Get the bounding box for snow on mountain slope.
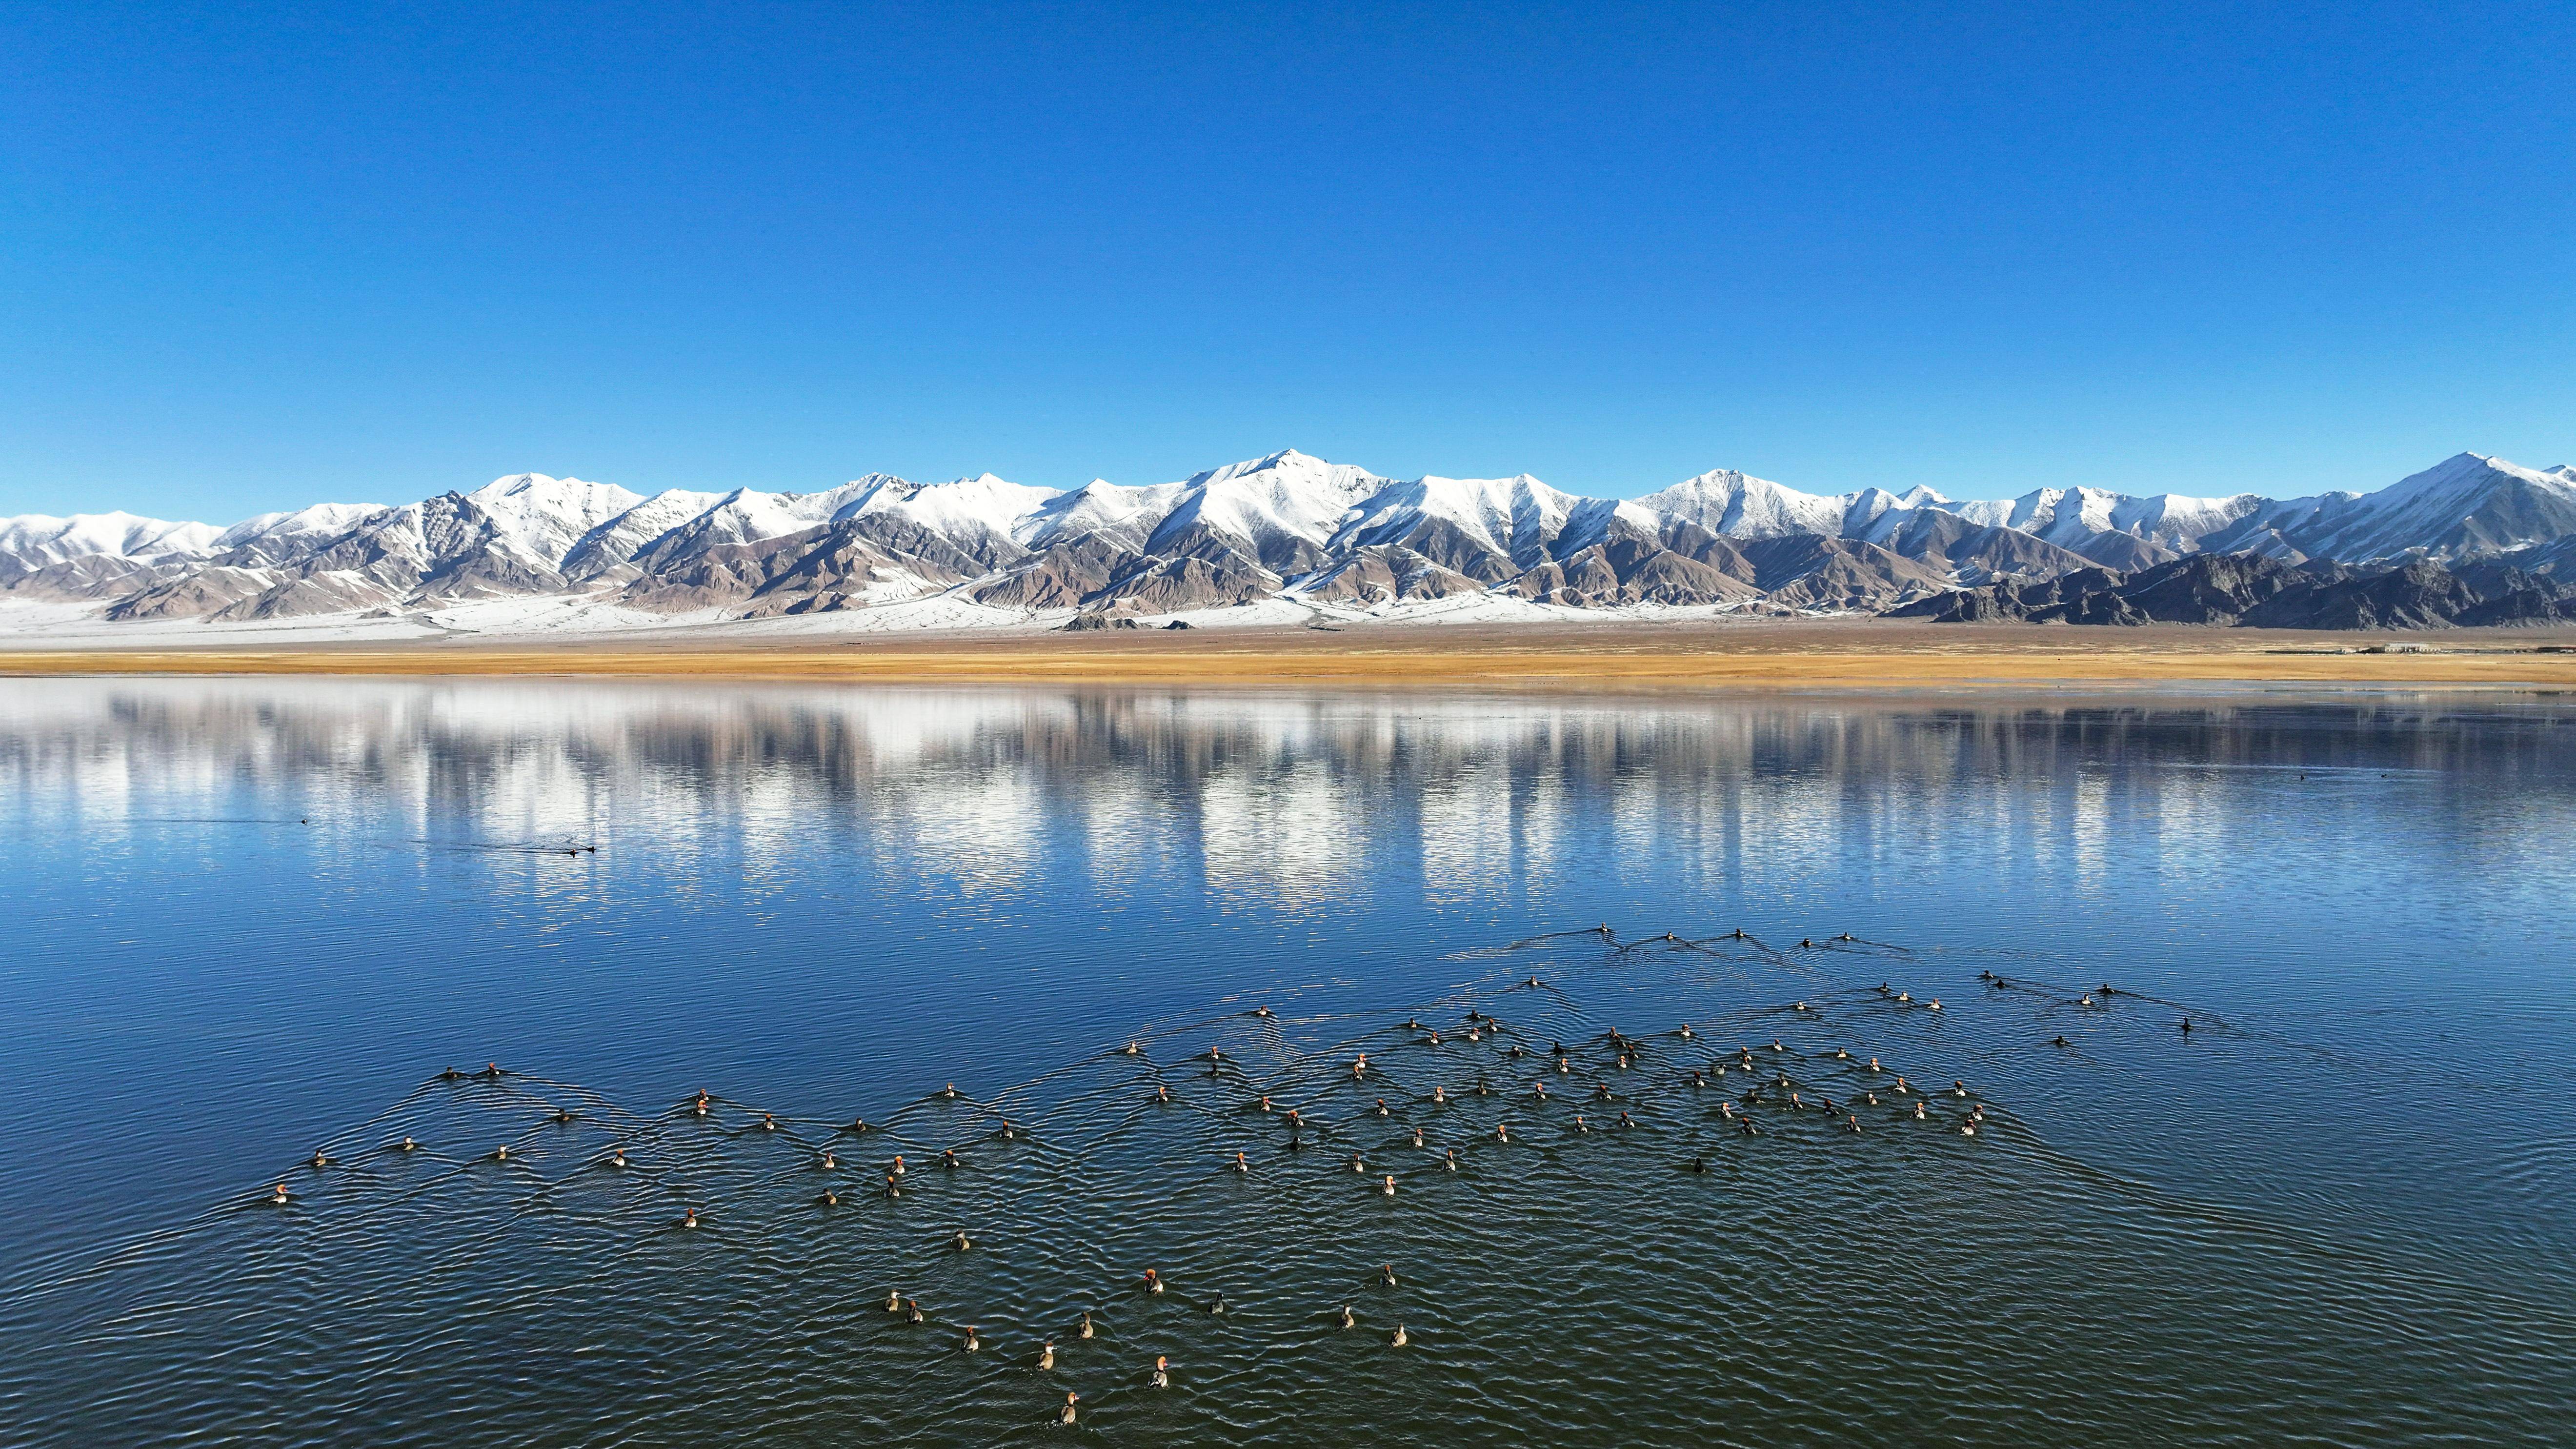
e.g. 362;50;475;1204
843;472;1060;556
0;511;220;566
1324;474;1582;571
466;474;646;568
2196;453;2576;564
1143;449;1390;566
1634;468;1847;540
1949;487;2258;553
1018;480;1190;551
562;488;730;580
11;448;2575;633
212;503;388;565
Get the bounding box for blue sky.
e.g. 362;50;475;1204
3;1;2572;523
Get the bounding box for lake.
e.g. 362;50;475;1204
2;678;2573;1445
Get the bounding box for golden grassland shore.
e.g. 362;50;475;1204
4;619;2576;690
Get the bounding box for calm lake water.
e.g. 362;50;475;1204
2;678;2574;1446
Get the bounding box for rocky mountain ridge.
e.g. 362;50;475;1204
5;449;2573;630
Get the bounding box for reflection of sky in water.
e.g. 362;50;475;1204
4;680;2576;1443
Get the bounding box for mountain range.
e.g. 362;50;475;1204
4;449;2574;633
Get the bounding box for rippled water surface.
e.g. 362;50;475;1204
3;679;2575;1446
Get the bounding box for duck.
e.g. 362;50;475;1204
1079;1311;1095;1339
1155;1084;1171;1104
1232;1151;1251;1173
942;1084;959;1100
1254;1006;1272;1018
1380;1264;1399;1287
905;1298;925;1324
1149;1355;1170;1388
1390;1324;1409;1347
892;1154;908;1176
1143;1268;1163;1294
1338;1305;1357;1328
943;1148;961;1170
962;1326;980;1352
1350;1151;1367;1173
1844;1115;1862;1133
1443;1147;1458;1170
2051;1035;2071;1047
1374;1098;1390;1117
820;1150;837;1170
1411;1126;1427;1148
1124;1041;1141;1055
1208;1291;1227;1315
1495;1123;1511;1143
1952;1081;1968;1097
761;1113;777;1132
1058;1391;1079;1425
1913;1102;1928;1120
884;1175;902;1199
1689;1154;1709;1172
818;1189;838;1207
308;1149;329;1169
1532;1083;1550;1101
952;1230;972;1251
1928;999;1943;1012
1432;1085;1448;1103
1961;1121;1977;1137
493;1145;509;1161
681;1208;698;1229
1352;1053;1368;1078
608;1146;627;1168
849;1117;869;1134
886;1289;903;1312
269;1183;289;1206
440;1067;463;1082
399;1136;417;1152
1381;1174;1397;1196
1038;1341;1056;1370
553;1107;575;1124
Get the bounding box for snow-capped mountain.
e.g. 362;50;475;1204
5;448;2572;634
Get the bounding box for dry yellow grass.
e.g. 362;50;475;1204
5;620;2574;690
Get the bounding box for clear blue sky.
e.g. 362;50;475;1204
3;1;2572;523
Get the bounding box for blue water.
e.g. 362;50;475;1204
1;679;2572;1444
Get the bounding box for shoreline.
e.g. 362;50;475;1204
5;620;2575;690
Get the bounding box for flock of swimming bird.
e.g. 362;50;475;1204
252;925;2197;1427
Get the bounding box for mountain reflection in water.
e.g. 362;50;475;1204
1;680;2572;1446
